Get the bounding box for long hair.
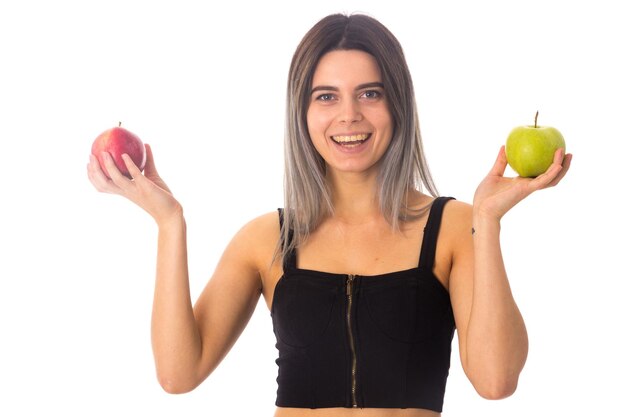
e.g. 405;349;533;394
280;13;438;261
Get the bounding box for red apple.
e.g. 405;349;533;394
91;123;146;179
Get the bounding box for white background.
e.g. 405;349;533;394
1;0;624;415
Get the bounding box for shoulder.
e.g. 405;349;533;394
227;210;281;269
438;198;474;270
243;210;280;235
437;198;473;260
232;210;280;248
441;198;473;233
430;198;472;285
416;195;472;230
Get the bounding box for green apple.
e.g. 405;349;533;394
505;112;566;177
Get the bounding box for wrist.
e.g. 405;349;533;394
156;206;185;231
472;211;501;236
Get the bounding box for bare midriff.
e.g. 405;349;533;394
274;408;441;417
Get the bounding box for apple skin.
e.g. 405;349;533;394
91;126;146;179
505;125;566;178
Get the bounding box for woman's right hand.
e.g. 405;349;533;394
87;144;183;226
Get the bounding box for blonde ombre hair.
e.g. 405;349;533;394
280;13;438;261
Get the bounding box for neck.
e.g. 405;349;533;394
326;169;381;223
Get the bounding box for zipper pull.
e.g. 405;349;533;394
346;274;355;296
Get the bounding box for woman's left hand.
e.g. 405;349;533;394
472;146;573;221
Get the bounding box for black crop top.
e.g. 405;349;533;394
271;197;457;412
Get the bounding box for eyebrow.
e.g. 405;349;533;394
310;82;384;95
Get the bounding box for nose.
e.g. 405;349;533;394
338;98;363;124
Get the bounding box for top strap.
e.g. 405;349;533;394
418;197;455;270
277;208;297;270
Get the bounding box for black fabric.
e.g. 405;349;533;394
272;197;456;412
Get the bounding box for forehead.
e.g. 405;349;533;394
311;50;382;86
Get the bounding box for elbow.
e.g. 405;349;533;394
473;376;519;400
157;372;199;395
153;350;211;394
465;353;527;400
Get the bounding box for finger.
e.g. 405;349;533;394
143;143;159;177
101;151;132;188
88;154;119;193
488;145;508;177
121;153;143;180
547;152;573;187
88;153;107;178
561;152;572;174
555;147;565;164
527;149;566;191
540;148;568;186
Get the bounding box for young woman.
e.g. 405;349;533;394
87;13;572;417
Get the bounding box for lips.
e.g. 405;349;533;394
330;133;371;147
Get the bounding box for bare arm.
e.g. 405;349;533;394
450;147;572;399
449;208;529;399
150;214;200;393
87;146;264;393
151;214;263;393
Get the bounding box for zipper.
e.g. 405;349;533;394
346;274;358;408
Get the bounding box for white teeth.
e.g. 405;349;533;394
332;134;370;143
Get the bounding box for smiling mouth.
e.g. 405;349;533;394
331;133;371;147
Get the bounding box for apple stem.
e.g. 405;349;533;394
534;111;539;128
118;121;122;127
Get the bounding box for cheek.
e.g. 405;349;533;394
380;110;395;136
369;111;394;138
305;111;326;153
306;109;331;139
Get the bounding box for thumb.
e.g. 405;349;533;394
488;145;508;177
143;143;160;177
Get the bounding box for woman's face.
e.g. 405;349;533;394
306;49;393;176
